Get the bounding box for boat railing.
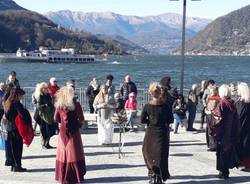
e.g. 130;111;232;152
22;87;201;112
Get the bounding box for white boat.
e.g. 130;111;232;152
0;47;99;63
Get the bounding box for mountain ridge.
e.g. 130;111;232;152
0;0;25;11
45;10;212;54
0;0;141;54
183;4;250;55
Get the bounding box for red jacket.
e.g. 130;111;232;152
125;99;137;110
48;85;60;101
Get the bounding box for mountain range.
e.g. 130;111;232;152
0;0;142;54
184;5;250;55
45;11;212;54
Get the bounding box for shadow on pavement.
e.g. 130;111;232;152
87;164;145;171
170;175;250;184
85;151;134;156
84;141;143;148
113;141;143;147
81;127;98;134
27;168;55;173
84;176;148;183
23;154;56;159
171;140;201;143
170;143;206;147
170;153;193;157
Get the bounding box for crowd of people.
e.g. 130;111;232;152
0;70;250;184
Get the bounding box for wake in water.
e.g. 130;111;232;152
107;60;121;64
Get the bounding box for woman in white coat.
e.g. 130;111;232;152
94;85;116;145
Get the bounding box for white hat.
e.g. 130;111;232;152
49;77;57;84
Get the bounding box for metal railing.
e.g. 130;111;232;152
22;87;151;112
22;87;203;113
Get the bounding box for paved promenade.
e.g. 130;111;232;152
0;122;250;184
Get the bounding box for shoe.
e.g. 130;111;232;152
124;127;130;132
218;171;229;179
174;130;178;134
45;144;55;149
129;128;135;132
5;161;12;166
186;128;197;131
12;166;27;172
207;148;216;152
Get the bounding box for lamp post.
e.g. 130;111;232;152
170;0;201;94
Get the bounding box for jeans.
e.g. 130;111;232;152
126;111;137;128
187;106;196;129
174;113;182;130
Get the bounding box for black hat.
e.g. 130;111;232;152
106;74;114;81
10;71;17;76
160;76;171;90
15;88;25;96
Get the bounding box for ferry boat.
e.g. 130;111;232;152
0;47;99;63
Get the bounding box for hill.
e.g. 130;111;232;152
0;0;129;54
184;5;250;55
0;0;25;11
45;11;211;54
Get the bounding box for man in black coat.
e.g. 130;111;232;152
120;75;137;102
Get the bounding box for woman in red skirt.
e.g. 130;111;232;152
54;86;86;184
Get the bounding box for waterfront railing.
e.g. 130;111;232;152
22;87;151;112
22;87;200;112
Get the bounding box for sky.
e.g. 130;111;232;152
14;0;250;19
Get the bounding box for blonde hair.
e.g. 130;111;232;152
238;82;250;103
34;82;48;100
148;82;162;98
54;86;75;110
95;85;108;104
210;86;219;96
219;84;231;98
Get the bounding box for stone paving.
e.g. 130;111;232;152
0;122;250;184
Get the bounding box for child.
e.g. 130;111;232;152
125;92;137;132
173;94;187;133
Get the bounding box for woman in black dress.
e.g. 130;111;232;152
141;83;173;184
235;82;250;169
34;82;56;149
3;87;27;172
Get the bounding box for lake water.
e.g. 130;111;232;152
0;55;249;90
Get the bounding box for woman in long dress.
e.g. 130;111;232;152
235;82;250;169
141;83;174;184
3;87;27;172
54;86;86;184
34;82;56;149
205;87;220;151
93;85;116;145
213;84;240;179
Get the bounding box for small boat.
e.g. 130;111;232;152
0;47;99;64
